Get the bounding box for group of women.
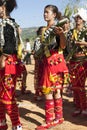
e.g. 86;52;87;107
34;4;87;130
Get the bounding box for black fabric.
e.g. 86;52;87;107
47;35;60;51
55;35;60;49
3;22;17;54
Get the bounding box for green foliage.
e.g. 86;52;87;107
64;4;72;18
21;27;39;48
21;27;38;41
64;0;86;18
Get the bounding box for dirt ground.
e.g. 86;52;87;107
7;56;87;130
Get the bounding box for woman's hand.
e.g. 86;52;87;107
75;41;87;46
53;26;64;36
53;26;66;49
0;54;7;69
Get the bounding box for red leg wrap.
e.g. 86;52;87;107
0;103;6;120
45;99;54;124
73;91;80;108
79;90;87;110
0;103;8;129
36;99;63;130
6;103;21;127
0;125;8;130
73;90;87;110
54;98;63;120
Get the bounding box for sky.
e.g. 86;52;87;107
11;0;87;28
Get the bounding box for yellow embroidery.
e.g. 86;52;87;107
49;73;58;83
72;29;78;41
42;86;52;94
58;47;63;54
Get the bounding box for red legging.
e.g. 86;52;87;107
45;99;54;123
54;98;63;120
0;102;21;127
70;60;87;110
0;72;21;128
45;98;63;123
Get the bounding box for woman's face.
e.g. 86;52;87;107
63;21;70;31
75;15;84;25
44;7;56;22
0;5;4;18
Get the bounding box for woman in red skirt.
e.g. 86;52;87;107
67;8;87;117
0;0;22;129
36;5;69;130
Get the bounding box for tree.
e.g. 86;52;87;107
63;0;87;19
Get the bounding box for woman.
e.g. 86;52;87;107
36;5;69;130
67;8;87;116
0;0;22;130
33;26;45;101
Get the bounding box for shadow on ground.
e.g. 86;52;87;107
15;89;87;128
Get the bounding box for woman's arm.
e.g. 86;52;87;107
75;41;87;46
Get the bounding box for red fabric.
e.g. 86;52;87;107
0;55;22;127
0;103;6;120
0;103;7;129
45;100;54;123
5;55;25;76
54;98;63;120
0;125;8;130
47;50;68;73
5;55;16;74
70;60;87;110
6;103;21;126
40;51;68;89
0;74;16;101
0;102;21;128
0;73;21;127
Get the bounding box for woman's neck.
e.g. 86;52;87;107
47;20;55;28
3;11;10;19
3;15;10;19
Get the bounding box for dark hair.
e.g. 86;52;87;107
44;5;62;20
26;38;30;42
37;26;45;36
0;0;17;13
